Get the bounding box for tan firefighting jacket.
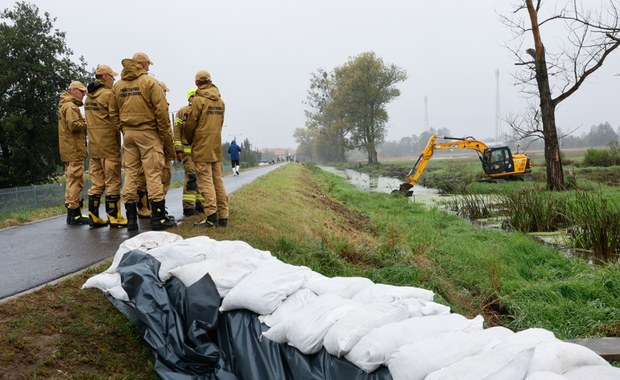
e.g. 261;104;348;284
109;59;169;140
57;91;87;162
85;80;121;159
185;84;225;163
174;104;192;154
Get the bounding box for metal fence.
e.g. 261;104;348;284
0;170;185;217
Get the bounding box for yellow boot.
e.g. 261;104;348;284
105;195;128;228
88;195;108;228
137;190;151;219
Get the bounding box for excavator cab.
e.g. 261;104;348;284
481;147;514;175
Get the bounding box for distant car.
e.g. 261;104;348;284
258;160;269;166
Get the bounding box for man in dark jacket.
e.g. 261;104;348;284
228;139;241;175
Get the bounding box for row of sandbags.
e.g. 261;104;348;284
83;232;620;379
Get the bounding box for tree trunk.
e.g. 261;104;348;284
366;144;378;164
526;0;565;190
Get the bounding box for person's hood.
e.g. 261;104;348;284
120;58;147;81
86;80;107;97
58;91;83;107
196;84;221;101
230;140;237;146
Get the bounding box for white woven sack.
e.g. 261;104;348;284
564;364;620;380
323;301;409;357
304;276;374;299
345;314;484;373
285;294;359;354
526;340;610;374
106;231;183;273
259;288;318;327
399;298;450;317
169;255;264;298
220;261;310;315
352;283;434;303
525;372;568;380
387;326;515;380
425;343;535;380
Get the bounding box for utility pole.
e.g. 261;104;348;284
495;69;501;142
424;96;429;131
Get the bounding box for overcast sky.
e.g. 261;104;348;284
5;0;620;150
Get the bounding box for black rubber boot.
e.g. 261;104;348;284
105;195;127;228
217;218;228;227
125;202;139;232
150;200;177;230
67;207;89;225
194;213;218;228
183;208;201;217
88;195;108;228
195;201;205;214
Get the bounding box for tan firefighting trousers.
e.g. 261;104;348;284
88;157;122;196
121;129;165;203
195;161;228;218
64;160;84;209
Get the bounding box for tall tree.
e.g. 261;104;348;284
303;69;347;163
503;0;620;190
332;52;407;164
0;2;88;187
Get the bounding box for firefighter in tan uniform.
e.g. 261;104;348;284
174;88;204;216
157;80;175;197
58;81;89;225
185;70;228;227
84;64;127;228
109;52;176;231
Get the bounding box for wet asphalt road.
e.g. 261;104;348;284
0;163;287;300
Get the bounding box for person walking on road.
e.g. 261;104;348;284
174;88;204;216
228;139;241;175
58;80;89;225
109;52;176;231
185;70;228;227
84;64;127;228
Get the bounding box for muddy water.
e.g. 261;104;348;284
319;166;444;207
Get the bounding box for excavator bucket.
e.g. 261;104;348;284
391;182;414;197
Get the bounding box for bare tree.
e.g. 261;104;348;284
503;0;620;190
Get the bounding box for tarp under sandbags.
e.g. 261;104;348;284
83;232;620;380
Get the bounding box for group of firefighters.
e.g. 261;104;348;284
57;52;229;232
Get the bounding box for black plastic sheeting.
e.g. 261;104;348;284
107;250;393;380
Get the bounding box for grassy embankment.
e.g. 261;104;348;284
0;162;619;377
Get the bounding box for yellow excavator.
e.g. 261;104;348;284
397;135;531;196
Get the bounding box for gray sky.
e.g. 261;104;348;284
6;0;620;150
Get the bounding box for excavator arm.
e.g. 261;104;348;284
396;135;490;196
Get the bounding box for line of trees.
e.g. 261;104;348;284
376;122;620;160
296;52;407;164
0;2;89;188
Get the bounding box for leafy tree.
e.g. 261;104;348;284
586;122;618;147
303;69;347;163
503;0;620;190
0;2;88;187
331;52;407;164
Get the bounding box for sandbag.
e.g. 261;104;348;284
323;301;409;357
262;293;359;354
387;326;515;380
220;261;311;315
258;288;317;327
304;275;374;299
399;297;451;317
526;340;610;374
563;365;620;380
525;372;568;380
345;314;484;372
352;283;434;303
425;343;535;380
